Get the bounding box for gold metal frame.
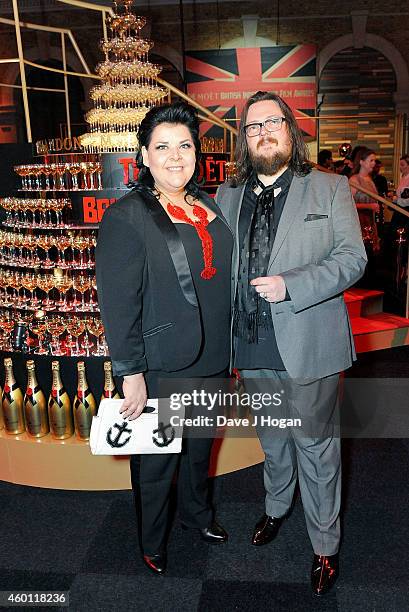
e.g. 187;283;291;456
0;0;237;146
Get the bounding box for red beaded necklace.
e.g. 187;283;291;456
157;189;217;280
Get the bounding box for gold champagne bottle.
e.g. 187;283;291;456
2;358;25;434
24;360;49;438
101;361;121;402
48;361;74;440
73;361;97;440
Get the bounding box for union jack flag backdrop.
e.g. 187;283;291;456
186;45;317;139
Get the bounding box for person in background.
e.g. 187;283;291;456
396;154;409;208
96;102;231;576
334;159;346;174
349;147;377;203
317;149;333;170
349;147;380;251
216;90;366;596
372;159;388;198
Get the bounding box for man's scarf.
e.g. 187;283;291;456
233;178;276;343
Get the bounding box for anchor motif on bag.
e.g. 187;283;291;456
152;422;175;447
106;421;132;448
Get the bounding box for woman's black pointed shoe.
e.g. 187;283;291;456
182;520;228;543
143;553;167;575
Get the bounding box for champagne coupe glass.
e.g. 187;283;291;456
9;270;22;307
8;231;18;264
19;199;30;228
21;233;31;266
73;233;89;269
87;233;97;267
66;316;85;356
88;162;98;189
31;165;43;191
89;275;99;310
55;232;71;268
2;231;12;264
87;316;105;356
18;232;27;266
81;316;93;356
0;311;15;351
95;160;103;189
0;270;6;305
69;163;82;190
37;199;48;227
42;164;53;190
30;315;48;355
25;233;39;267
80;162;92;190
1;270;13;307
55;274;73;311
11;198;20;226
27;165;35;190
46;315;66;356
38;273;56;310
0;197;12;225
50;163;59;190
37;234;53;268
73;274;91;311
14;165;26;190
52;199;65;227
0;230;5;264
21;272;37;308
26;199;37;226
64;316;75;355
56;164;67;190
29;233;41;266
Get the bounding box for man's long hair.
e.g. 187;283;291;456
235;91;311;184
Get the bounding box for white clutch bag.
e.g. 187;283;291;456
90;399;183;455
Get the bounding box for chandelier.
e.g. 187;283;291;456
79;0;168;153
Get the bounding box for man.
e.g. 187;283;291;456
317;148;333;170
216;91;367;595
372;158;388;198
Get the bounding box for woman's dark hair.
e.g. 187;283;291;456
352;147;375;175
132;102;202;199
400;154;409;165
235;91;311;183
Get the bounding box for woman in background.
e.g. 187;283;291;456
349;147;380;252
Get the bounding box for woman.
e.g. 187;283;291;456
96;102;232;575
349;147;380;251
349;147;377;203
396;154;409;208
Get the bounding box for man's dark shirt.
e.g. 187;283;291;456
234;168;293;370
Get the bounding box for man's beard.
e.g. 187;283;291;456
249;137;292;176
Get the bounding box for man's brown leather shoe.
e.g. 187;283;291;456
311;553;339;595
251;513;283;546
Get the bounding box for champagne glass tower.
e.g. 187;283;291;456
79;0;168;153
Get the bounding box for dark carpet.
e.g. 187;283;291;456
1;347;409;612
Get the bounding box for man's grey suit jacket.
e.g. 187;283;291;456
216;170;367;381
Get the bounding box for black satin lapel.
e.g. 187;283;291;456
143;193;198;308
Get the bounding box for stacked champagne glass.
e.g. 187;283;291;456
79;0;168;152
0;170;106;356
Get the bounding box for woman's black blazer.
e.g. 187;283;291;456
95;186;231;377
